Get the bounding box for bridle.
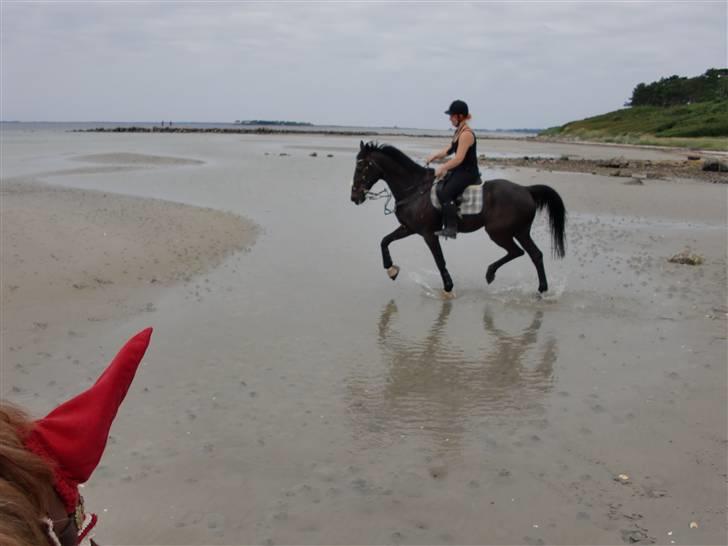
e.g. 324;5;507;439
354;158;382;192
354;157;394;213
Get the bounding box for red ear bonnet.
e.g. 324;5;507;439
23;328;153;512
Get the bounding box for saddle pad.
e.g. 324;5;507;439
431;182;484;216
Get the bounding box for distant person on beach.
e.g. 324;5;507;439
425;100;480;239
0;328;152;546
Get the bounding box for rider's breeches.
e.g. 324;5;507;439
437;170;477;203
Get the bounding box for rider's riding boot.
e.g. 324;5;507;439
436;201;458;239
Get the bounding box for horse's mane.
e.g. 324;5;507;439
0;402;56;546
363;142;426;174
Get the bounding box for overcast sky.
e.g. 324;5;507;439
1;1;725;129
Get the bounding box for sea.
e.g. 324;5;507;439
0;121;538;139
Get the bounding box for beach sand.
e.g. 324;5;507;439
2;164;257;405
1;131;725;545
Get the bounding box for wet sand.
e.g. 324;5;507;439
1;130;726;545
1;175;257;371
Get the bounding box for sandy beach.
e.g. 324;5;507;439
1;128;726;545
2;173;257;365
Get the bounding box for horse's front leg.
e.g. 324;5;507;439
423;232;454;294
381;224;413;281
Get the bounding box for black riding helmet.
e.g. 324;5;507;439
444;99;469;116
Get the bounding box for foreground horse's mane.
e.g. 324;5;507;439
0;402;57;546
364;142;426;173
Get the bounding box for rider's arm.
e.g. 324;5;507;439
426;144;451;164
435;131;474;176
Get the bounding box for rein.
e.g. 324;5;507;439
392;183;430;210
365;187;396;215
367;178;430;216
391;166;435;212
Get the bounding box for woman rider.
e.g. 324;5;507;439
426;99;480;239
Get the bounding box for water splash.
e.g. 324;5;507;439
408;270;452;300
485;271;568;305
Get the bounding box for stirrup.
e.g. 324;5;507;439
435;226;457;239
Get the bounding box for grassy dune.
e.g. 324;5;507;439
541;101;728;151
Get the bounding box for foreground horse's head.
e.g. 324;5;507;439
2;328;153;545
351;140;384;205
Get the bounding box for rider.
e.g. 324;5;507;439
426;99;480;239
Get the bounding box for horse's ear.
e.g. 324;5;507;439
360;140;364;151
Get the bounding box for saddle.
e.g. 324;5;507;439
431;177;484;216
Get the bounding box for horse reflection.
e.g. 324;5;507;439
479;308;557;399
347;300;557;452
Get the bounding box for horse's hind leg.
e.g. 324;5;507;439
515;230;548;293
485;229;525;285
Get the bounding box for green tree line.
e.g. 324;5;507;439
627;68;728;107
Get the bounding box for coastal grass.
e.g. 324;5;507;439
541;101;728;151
542;132;728;151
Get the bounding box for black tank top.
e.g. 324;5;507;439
447;127;479;176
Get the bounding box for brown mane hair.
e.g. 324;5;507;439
0;402;55;546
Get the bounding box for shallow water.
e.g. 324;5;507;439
2;131;726;545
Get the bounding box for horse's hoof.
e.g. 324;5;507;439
538;284;548;293
387;265;400;280
442;290;456;300
485;271;495;284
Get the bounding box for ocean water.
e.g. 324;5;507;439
0;120;537;139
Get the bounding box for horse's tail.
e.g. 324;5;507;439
528;184;566;259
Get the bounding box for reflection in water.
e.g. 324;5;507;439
347;300;557;452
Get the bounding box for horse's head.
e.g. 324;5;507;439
15;328;153;546
351;140;384;205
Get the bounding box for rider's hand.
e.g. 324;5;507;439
435;166;447;178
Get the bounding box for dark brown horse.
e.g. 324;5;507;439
350;141;566;295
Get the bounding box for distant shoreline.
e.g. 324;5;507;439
69;125;537;139
2;121;540;132
19;121;722;153
234;120;314;126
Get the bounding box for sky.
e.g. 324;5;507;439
1;1;726;129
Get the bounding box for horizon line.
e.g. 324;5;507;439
0;120;545;131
